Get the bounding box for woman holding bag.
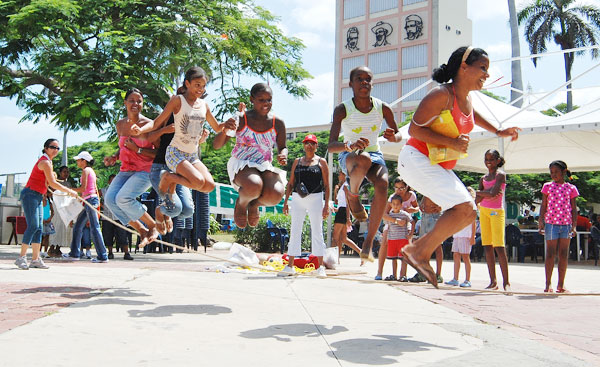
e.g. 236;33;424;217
280;134;330;277
397;46;521;287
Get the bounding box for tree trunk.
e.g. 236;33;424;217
508;0;523;107
564;52;573;112
61;128;68;166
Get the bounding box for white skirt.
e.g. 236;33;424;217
227;157;287;190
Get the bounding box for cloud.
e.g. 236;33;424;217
486;43;512;60
293;31;334;49
468;0;531;22
289;0;335;32
302;71;334;104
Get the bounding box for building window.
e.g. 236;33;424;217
402;44;427;70
401;77;428;102
342;56;365;79
372;81;398;103
286;133;295;140
403;0;427;6
368;49;398;75
341;87;353;101
370;0;397;14
344;0;366;20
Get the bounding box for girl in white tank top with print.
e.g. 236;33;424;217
135;67;237;204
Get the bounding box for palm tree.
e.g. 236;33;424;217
508;0;524;107
518;0;600;112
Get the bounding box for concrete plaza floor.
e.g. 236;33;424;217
0;244;599;366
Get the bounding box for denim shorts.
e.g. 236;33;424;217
166;145;200;172
545;223;571;241
338;150;385;175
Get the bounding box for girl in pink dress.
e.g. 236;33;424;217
539;160;579;293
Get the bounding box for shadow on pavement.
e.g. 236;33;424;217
128;304;232;317
239;323;348;342
326;334;457;365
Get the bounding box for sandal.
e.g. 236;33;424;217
556;287;569;293
544;287;554;293
384;275;397;281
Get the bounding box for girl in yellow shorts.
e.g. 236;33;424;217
476;149;510;292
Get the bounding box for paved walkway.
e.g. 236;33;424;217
0;244;599;366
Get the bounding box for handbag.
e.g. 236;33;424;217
295;181;310;198
426;109;468;165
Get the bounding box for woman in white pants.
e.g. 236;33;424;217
281;134;330;276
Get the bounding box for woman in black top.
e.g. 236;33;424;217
280;134;330;276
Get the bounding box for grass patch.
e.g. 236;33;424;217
210;232;236;243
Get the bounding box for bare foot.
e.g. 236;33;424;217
485;282;498;290
146;227;159;244
165;216;173;233
234;198;248;228
138;227;150;248
247;200;260;227
155;207;166;235
347;193;367;222
401;245;438;288
503;284;513;295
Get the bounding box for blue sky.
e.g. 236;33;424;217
2;0;599;180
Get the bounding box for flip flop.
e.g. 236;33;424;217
556;287;569;293
346;189;368;222
401;248;438;288
359;252;375;263
544;288;554;293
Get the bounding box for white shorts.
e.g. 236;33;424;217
452;237;472;254
227;157;287;191
397;145;474;212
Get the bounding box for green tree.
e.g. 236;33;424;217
0;0;311;132
540;102;578;116
518;0;600;112
53;140;120;189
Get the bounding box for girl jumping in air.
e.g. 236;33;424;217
136;67;236;204
539;160;578;293
213;83;288;228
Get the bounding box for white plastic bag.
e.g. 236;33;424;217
227;243;259;266
323;247;339;270
52;191;83;224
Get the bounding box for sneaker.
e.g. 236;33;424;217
460;280;472;288
409;273;426;283
374;275;383;281
91;257;108;263
123;253;134;261
277;265;295;277
85;250;92;259
398;276;408;282
29;258;49;269
14;256;29;270
436;274;444;283
316;266;327;277
55;247;63;257
445;279;459;286
40;251;49;258
108;253;114;260
61;253;80;261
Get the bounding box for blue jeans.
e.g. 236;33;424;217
105;170;151;225
150;163;194;219
69;196;108;260
20;187;43;245
338;150;385;176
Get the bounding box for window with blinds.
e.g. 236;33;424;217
402;44;427;70
342;56;366;79
372;81;398;103
368;50;398;75
341;87;353;101
403;0;426;6
344;0;366;19
370;0;397;14
401;77;428;102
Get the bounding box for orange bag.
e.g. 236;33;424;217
426;110;468;164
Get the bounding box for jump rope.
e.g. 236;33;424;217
50;192;600;297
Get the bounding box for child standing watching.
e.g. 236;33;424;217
539;160;578;293
213;83;288;228
383;195;412;281
332;171;362;263
446;187;476;287
476;149;510;291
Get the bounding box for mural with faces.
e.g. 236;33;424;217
342;24;365;55
368;18;398;49
401;11;428;43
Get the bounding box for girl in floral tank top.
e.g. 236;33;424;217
539;160;579;293
213;83;288;229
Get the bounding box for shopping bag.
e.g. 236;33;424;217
426;110;468;164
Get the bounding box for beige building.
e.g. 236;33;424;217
334;0;472;121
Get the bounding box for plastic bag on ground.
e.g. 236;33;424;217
323;247;339;270
228;243;259;266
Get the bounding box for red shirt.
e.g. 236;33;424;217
25;154;49;194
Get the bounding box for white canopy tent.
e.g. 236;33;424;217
379;91;600;173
